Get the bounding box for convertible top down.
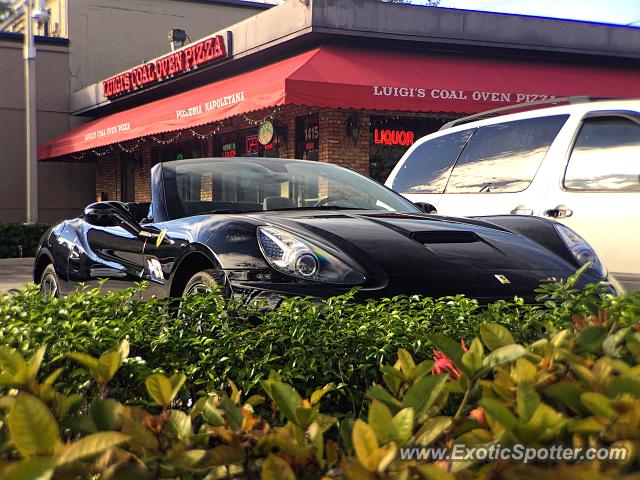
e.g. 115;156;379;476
34;158;613;303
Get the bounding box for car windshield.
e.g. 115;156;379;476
160;158;420;219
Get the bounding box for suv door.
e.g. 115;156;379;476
541;113;640;290
386;128;475;209
436;115;569;216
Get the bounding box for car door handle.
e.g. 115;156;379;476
544;205;573;219
510;205;533;215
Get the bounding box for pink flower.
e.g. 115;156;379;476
431;340;467;380
468;407;486;424
432;350;462;379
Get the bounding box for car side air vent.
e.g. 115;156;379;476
411;231;479;244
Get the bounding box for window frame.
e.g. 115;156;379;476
562;110;640;193
443;114;569;195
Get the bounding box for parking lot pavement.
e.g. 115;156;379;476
0;258;34;294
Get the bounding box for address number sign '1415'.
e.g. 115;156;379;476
103;34;229;99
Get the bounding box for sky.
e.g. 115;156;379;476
434;0;640;26
260;0;640;27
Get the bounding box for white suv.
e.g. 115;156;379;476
386;99;640;291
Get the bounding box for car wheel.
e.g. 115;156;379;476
39;264;60;298
182;269;221;297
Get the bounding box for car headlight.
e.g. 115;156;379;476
257;226;365;285
554;224;606;278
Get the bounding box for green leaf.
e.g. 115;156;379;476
294;406;319;429
576;327;608;353
57;432;129;465
390;408;414;445
603;327;630;358
0;346;27;376
512;358;537;384
522;403;565;442
516;383;540;423
461;338;484;374
26;345;47;383
163;410;192;440
415;417;452;446
219;395;243;431
310;383;333;406
67;352;100;380
366;384;403;413
201;399;226;427
368;401;392;444
97;351;122;384
397;348;416;375
145;374;174;408
200;445;244;467
262;453;295;480
352;419;379;467
8;393;61;457
262;380;303;426
403;375;448;420
581;392;615;418
543;383;587;416
480;398;519;436
482;345;527;370
0;458;55;480
91;398;123;431
480;323;515;351
169;373;186;402
606;377;640;397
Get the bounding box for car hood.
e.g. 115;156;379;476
257;211;577;287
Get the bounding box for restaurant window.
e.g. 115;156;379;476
369;116;445;182
295;114;319;161
445;115;568;193
213;128;278;158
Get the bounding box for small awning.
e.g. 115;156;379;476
39;46;640;160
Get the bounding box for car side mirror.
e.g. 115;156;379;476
414;202;438;214
84;201;143;236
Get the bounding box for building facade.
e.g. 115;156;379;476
38;0;640;206
0;0;271;223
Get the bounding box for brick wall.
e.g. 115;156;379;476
96;155;119;201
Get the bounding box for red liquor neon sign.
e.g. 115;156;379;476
374;129;415;147
103;34;229;99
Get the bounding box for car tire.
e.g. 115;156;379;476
182;269;222;297
39;264;60;298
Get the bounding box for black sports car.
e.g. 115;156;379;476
34;157;613;303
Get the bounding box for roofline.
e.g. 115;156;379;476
0;31;69;46
168;0;273;10
71;0;640;116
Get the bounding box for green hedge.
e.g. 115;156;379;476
0;295;639;478
1;275;638;418
0;222;49;258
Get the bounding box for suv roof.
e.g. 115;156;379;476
440;97;640;131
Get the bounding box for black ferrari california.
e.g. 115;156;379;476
34;157;613;303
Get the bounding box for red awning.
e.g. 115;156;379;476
39;46;640;160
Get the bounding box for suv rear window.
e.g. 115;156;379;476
445;115;569;193
564;116;640;191
391;129;474;194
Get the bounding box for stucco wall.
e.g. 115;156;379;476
67;0;267;92
0;37;96;224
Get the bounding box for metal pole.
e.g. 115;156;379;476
24;0;38;224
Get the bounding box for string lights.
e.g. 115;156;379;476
242;106;283;126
